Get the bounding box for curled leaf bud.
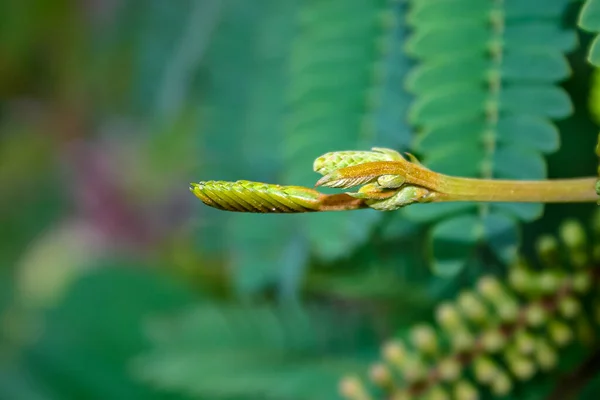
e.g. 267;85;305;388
457;292;487;323
558;296;580;319
437;357;461;382
453;380;478;400
548;320;572;346
365;186;432;211
190;180;321;213
411;324;438;355
313;148;400;176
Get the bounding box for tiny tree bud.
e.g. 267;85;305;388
559;219;588;267
411;324;438;355
424;385;449;400
477;276;503;300
481;329;506;353
438;357;461;382
548;320;572;346
507;353;536;381
572;272;591;293
508;266;533;294
535;235;560;266
451;328;476;352
453;380;479;400
402;356;428;383
534;338;557;370
525;303;547;327
537;270;561;295
490;371;513;396
457;292;487;323
558;296;580;319
339;376;370;400
559;219;587;250
473;356;498;384
514;329;536;355
369;363;392;388
436;302;462;331
576;315;595;346
497;298;519;322
390;390;409;400
382;340;406;367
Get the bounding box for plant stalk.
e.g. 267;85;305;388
437;176;598;203
319;160;599;204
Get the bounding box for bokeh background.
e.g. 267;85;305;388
1;1;599;399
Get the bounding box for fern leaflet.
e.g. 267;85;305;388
403;0;576;274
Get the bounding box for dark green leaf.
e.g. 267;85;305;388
426;145;485;177
403;203;477;223
491;202;544;222
579;0;600;31
588;36;600;66
407;1;491;29
505;0;570;19
410;88;487;128
496;115;560;153
429;214;480;276
493;145;547;180
503;50;570;82
501;85;573;118
134;303;376;400
482;211;520;264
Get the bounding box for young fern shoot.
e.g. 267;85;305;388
190;148;598;213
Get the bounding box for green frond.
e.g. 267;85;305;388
579;0;600;66
341;218;600;400
404;0;575;275
133;304;375;400
282;0;412;260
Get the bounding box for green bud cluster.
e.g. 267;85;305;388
340;218;599;400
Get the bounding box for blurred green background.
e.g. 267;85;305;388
0;1;599;399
